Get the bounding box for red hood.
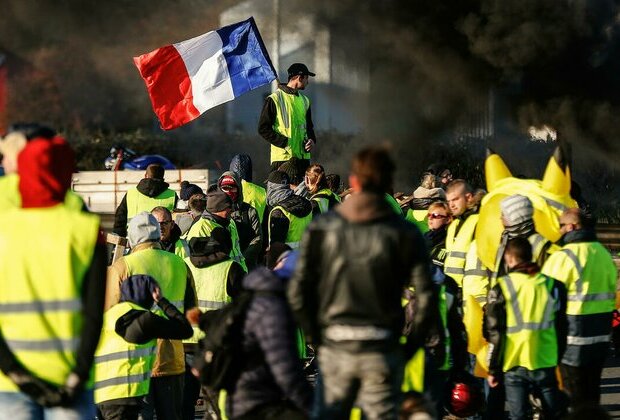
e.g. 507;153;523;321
18;136;75;208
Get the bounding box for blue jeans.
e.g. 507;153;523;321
0;389;95;420
504;366;561;420
314;345;404;420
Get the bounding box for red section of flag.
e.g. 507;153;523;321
133;45;200;130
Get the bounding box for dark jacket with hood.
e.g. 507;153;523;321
288;191;437;354
217;171;262;269
113;178;179;237
265;181;313;245
187;227;246;299
484;262;567;376
225;267;312;418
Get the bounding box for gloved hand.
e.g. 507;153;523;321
8;370;83;408
58;372;83;407
8;370;64;407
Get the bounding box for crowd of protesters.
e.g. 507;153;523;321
0;116;618;420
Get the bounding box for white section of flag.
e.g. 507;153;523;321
173;31;234;113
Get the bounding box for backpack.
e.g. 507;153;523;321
193;291;258;392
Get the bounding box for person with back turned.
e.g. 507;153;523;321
288;146;437;419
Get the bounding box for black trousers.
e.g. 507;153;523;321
235;401;307;420
140;373;184;420
98;401;142;420
560;363;605;408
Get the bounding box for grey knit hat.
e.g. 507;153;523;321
500;195;534;226
128;212;161;248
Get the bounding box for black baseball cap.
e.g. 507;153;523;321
287;63;316;78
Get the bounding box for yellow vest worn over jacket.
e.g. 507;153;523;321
268;89;310;163
241;179;267;223
444;214;479;286
186;217;247;272
126;187;176;221
0;204;99;391
311;188;340;215
497;272;558;371
183;259;235;343
93;302;157;404
268;206;312;249
542;241;616;363
463;240;492;314
123;248;187;377
0;173;85;212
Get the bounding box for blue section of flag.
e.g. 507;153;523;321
217;17;277;98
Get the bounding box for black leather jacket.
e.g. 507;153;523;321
288;192;437;353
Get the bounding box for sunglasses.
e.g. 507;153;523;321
428;213;449;220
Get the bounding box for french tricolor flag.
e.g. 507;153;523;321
134;17;276;130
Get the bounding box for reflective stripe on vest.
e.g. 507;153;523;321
268;206;313;249
269;90;310;162
541;242;616;316
498;272;558;371
444;214;478;286
186;218;247;272
463;241;491;313
0;205;99;391
126;187;176;221
93;302;156;403
242;180;267;223
184;259;234;343
311;189;339;214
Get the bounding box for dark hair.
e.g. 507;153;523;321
188;193;207;213
325;174;341;194
505;237;532;264
351;146;395;193
146;163;165;180
7;123;56;140
305;164;328;194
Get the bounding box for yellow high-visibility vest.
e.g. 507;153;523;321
126;187;175;221
186;218;247;272
444;214;479;286
497;272;558;371
268;206;312;249
93;302;157;403
0;204;99;391
183;259;234;343
241;179;267;223
268;89;310;163
542;242;616;317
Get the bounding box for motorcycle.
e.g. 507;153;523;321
104;145;176;171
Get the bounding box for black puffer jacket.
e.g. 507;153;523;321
229;267;312;418
288;192;437;354
113;178;179;237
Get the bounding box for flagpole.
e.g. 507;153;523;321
272;0;281;90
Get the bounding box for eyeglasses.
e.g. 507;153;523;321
428;213;449;220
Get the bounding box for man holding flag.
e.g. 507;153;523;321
258;63;318;172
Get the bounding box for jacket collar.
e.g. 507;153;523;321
337;192;394;223
130;241;162;254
